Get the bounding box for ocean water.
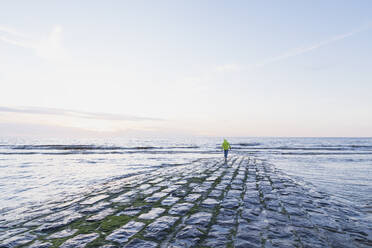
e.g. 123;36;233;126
0;137;371;225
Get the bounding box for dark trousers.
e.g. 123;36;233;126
224;149;228;159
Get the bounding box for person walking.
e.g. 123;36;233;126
222;139;231;161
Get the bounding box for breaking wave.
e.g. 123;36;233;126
5;144;200;150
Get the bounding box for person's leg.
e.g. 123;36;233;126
224;150;228;159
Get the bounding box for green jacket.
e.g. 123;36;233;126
222;139;231;150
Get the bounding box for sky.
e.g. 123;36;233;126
0;0;371;137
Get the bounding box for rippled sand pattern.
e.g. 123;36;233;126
1;156;371;247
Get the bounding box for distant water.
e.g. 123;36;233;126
1;137;371;224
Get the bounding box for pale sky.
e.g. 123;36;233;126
1;1;371;137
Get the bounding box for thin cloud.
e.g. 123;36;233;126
0;35;32;49
0;106;163;122
0;25;67;61
211;23;371;74
256;23;372;67
0;25;33;49
0;25;27;38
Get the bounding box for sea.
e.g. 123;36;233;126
0;137;371;227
